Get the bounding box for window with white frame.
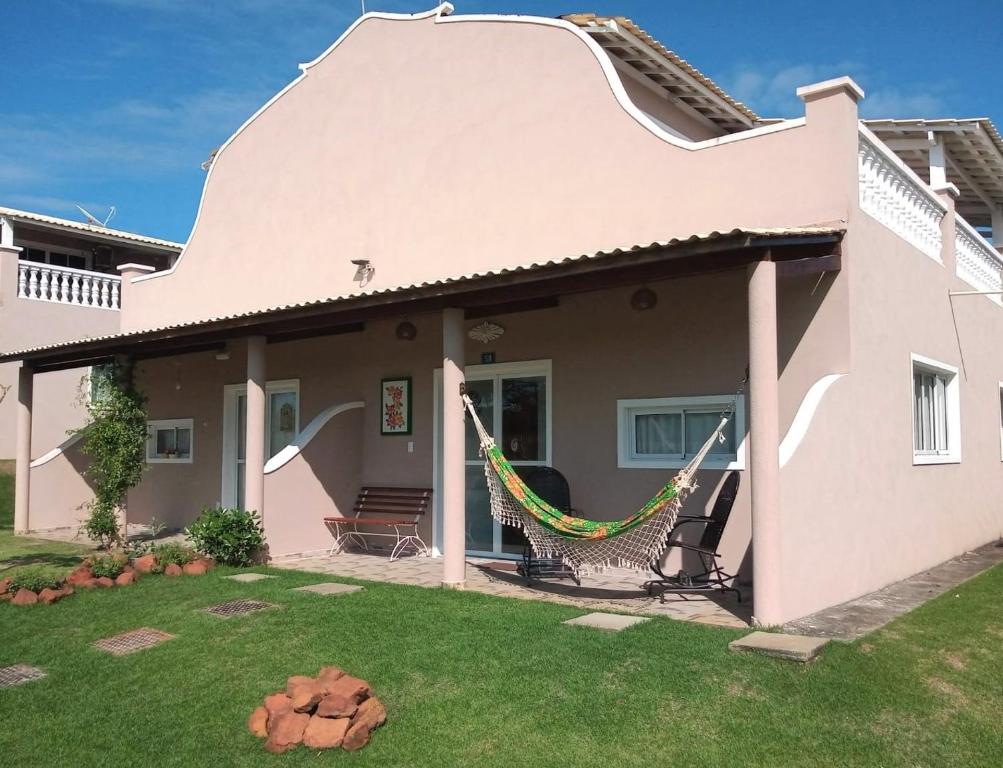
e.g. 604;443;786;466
20;243;89;271
911;354;960;464
147;419;194;463
617;395;745;469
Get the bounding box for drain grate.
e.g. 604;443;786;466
204;599;276;618
0;664;46;688
93;628;175;656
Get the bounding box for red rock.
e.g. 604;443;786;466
182;560;208;576
95;576;114;588
11;588;38;606
317;666;345;692
164;563;182;577
0;577;12;594
57;586;75;599
0;592;11;602
341;721;372;752
198;557;215;571
289;680;325;713
303;715;350;749
315;693;358;719
78;578;99;589
66;566;94;586
115;571;135;586
351;696;387;732
267;711;309;750
121;564;136;575
264;693;293;730
263;738;294;755
38;587;62;605
247;706;269;739
285;675;315;694
132;554;157;573
326;675;371;704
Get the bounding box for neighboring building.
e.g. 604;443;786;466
3;5;1003;626
0;207;181;467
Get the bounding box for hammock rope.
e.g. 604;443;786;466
461;380;743;577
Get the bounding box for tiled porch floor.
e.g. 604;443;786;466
272;551;752;628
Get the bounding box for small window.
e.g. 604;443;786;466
147;419;194;463
89;363;116;405
911;354;960;465
617;396;745;469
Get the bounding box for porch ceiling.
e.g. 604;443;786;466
1;226;843;373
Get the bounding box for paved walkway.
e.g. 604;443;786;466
272;551;752;629
784;540;1003;641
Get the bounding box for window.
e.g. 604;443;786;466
911;354;960;465
147;419;194;463
88;363;116;405
18;242;90;271
617;395;745;469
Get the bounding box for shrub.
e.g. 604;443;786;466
89;553;128;579
81;505;121;550
8;567;62;594
151;542;196;567
186;507;265;566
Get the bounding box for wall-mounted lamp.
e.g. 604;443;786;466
214;347;231;361
395;320;418;341
351;258;375;286
630;287;658;311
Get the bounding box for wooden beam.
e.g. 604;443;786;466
776;253;841;278
464;296;560;318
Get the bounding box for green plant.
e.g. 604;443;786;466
77;360;149;548
125;518;169;558
88;553;128;579
7;567;62;594
186;507;265;566
151;542;196;567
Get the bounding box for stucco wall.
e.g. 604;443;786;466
122;12;847;332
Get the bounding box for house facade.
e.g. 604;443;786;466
4;5;1003;626
0;207;180;472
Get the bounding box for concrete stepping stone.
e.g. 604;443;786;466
0;664;46;688
225;573;276;583
563;612;650;632
93;628;175;656
292;582;364;596
729;631;829;662
204;599;277;618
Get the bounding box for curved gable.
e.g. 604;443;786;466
124;6;831;331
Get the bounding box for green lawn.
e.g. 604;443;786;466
1;473;1001;766
0;557;1000;767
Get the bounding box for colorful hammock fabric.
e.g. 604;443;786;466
463;393;734;577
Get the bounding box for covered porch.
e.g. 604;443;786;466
7;227;844;627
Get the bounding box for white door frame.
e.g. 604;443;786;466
221;379;300;507
432;359;552;559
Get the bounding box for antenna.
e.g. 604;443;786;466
76;204;117;228
361;1;366;14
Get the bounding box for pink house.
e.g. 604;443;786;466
4;5;1003;626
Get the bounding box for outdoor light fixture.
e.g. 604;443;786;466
630;287;658;311
395;320;417;341
351;258;375;286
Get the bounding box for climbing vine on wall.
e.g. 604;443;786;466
78;360;148;548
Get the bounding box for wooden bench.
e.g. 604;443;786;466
324;487;432;561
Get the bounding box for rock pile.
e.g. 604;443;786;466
247;667;386;753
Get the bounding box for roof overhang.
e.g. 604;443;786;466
1;227;843;373
0;206;182;252
563;14;758;135
862;119;1003;227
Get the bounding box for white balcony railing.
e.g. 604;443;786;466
955;214;1003;305
858;128;944;262
17;261;121;310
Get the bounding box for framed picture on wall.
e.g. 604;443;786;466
380;376;412;435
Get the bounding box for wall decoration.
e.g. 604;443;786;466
395;320;418;341
380;377;412;435
468;321;504;344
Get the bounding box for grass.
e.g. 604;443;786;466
0;562;1000;766
0;474;91;584
1;479;1001;766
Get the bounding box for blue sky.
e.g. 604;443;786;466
5;0;1001;242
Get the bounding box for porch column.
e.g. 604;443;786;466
14;364;33;535
244;336;267;518
747;255;783;626
441;307;466;588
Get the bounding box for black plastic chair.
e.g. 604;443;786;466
644;470;742;603
513;466;581;586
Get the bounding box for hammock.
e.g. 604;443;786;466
462;390;737;578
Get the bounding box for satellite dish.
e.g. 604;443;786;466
76;205;117;227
